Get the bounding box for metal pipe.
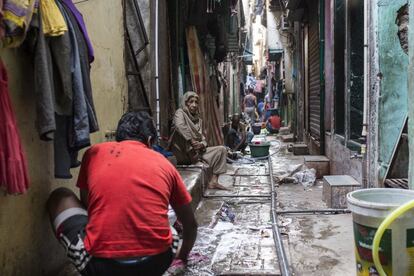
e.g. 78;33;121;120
319;0;326;155
202;194;271;199
155;0;160;136
361;0;369;138
361;0;369;188
268;158;291;276
277;209;351;215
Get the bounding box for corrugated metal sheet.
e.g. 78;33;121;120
308;1;320;139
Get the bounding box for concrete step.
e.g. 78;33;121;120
177;163;212;211
280;134;294;143
304;155;330;179
322;175;360;209
279;127;291;136
292;143;309;155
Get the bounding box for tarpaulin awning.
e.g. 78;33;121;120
268;48;283;61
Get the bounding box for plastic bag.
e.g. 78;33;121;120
293;168;316;189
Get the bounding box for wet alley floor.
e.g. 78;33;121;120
175;137;356;276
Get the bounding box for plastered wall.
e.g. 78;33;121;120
0;0;127;274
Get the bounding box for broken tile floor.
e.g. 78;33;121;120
175;138;356;276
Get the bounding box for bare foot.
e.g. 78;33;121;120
208;182;230;190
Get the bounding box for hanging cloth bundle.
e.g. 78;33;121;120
0;60;29;194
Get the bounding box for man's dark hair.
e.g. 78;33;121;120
115;111;157;143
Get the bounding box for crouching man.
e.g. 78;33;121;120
47;111;198;276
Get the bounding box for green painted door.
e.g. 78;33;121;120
378;0;409;184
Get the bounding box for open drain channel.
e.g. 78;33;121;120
197;157;292;276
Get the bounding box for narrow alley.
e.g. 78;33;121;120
1;0;414;276
170;137;355;276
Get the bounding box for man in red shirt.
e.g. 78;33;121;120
47;111;198;275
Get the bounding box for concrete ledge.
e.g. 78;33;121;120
323;175;360;208
177;163;212;211
304;155;330;179
280;134;294;142
293;143;309;155
279;126;291;135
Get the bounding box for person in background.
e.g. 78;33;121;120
47;111;198;276
257;100;265;121
266;108;281;134
243;87;257;123
169;91;228;190
224;114;254;153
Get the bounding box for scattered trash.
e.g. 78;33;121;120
187;252;209;265
166;259;186;276
260;229;271;238
218;203;236;223
279;217;293;227
275;164;304;183
293;168;316;189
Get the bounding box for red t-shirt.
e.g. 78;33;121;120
268;115;281;130
76;140;192;258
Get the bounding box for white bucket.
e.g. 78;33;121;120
347;188;414;275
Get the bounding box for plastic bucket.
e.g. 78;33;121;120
347;188;414;275
249;142;270;158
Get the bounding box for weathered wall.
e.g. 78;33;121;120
267;10;283;50
0;1;127;275
325;135;363;184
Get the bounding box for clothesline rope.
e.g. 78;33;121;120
74;0;89;4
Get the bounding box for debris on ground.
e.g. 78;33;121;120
293;168;316;189
218;203;235;223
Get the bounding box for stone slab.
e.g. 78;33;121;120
323;175;360;208
292;143;309;155
304;155;330;179
178;164;212;211
279;127;291;135
280;134;294;143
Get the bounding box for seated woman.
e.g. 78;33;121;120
169;91;228;190
225;114;254;153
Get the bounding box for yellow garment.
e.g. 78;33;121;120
39;0;67;36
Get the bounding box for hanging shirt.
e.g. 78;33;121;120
60;0;94;63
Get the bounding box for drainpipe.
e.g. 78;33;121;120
319;0;326;155
361;0;369;187
155;0;161;136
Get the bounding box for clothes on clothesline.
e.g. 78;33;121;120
23;0;97;179
60;0;94;62
2;0;37;47
39;0;67;36
0;60;29;194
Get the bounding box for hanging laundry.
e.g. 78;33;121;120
39;0;67;36
51;0;91;178
60;0;94;63
0;0;5;39
57;1;90;150
2;0;37;47
58;0;98;133
0;60;29;194
24;8;73;141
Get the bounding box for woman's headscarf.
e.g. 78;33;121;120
181;91;200;123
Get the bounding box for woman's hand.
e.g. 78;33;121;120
191;140;205;151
